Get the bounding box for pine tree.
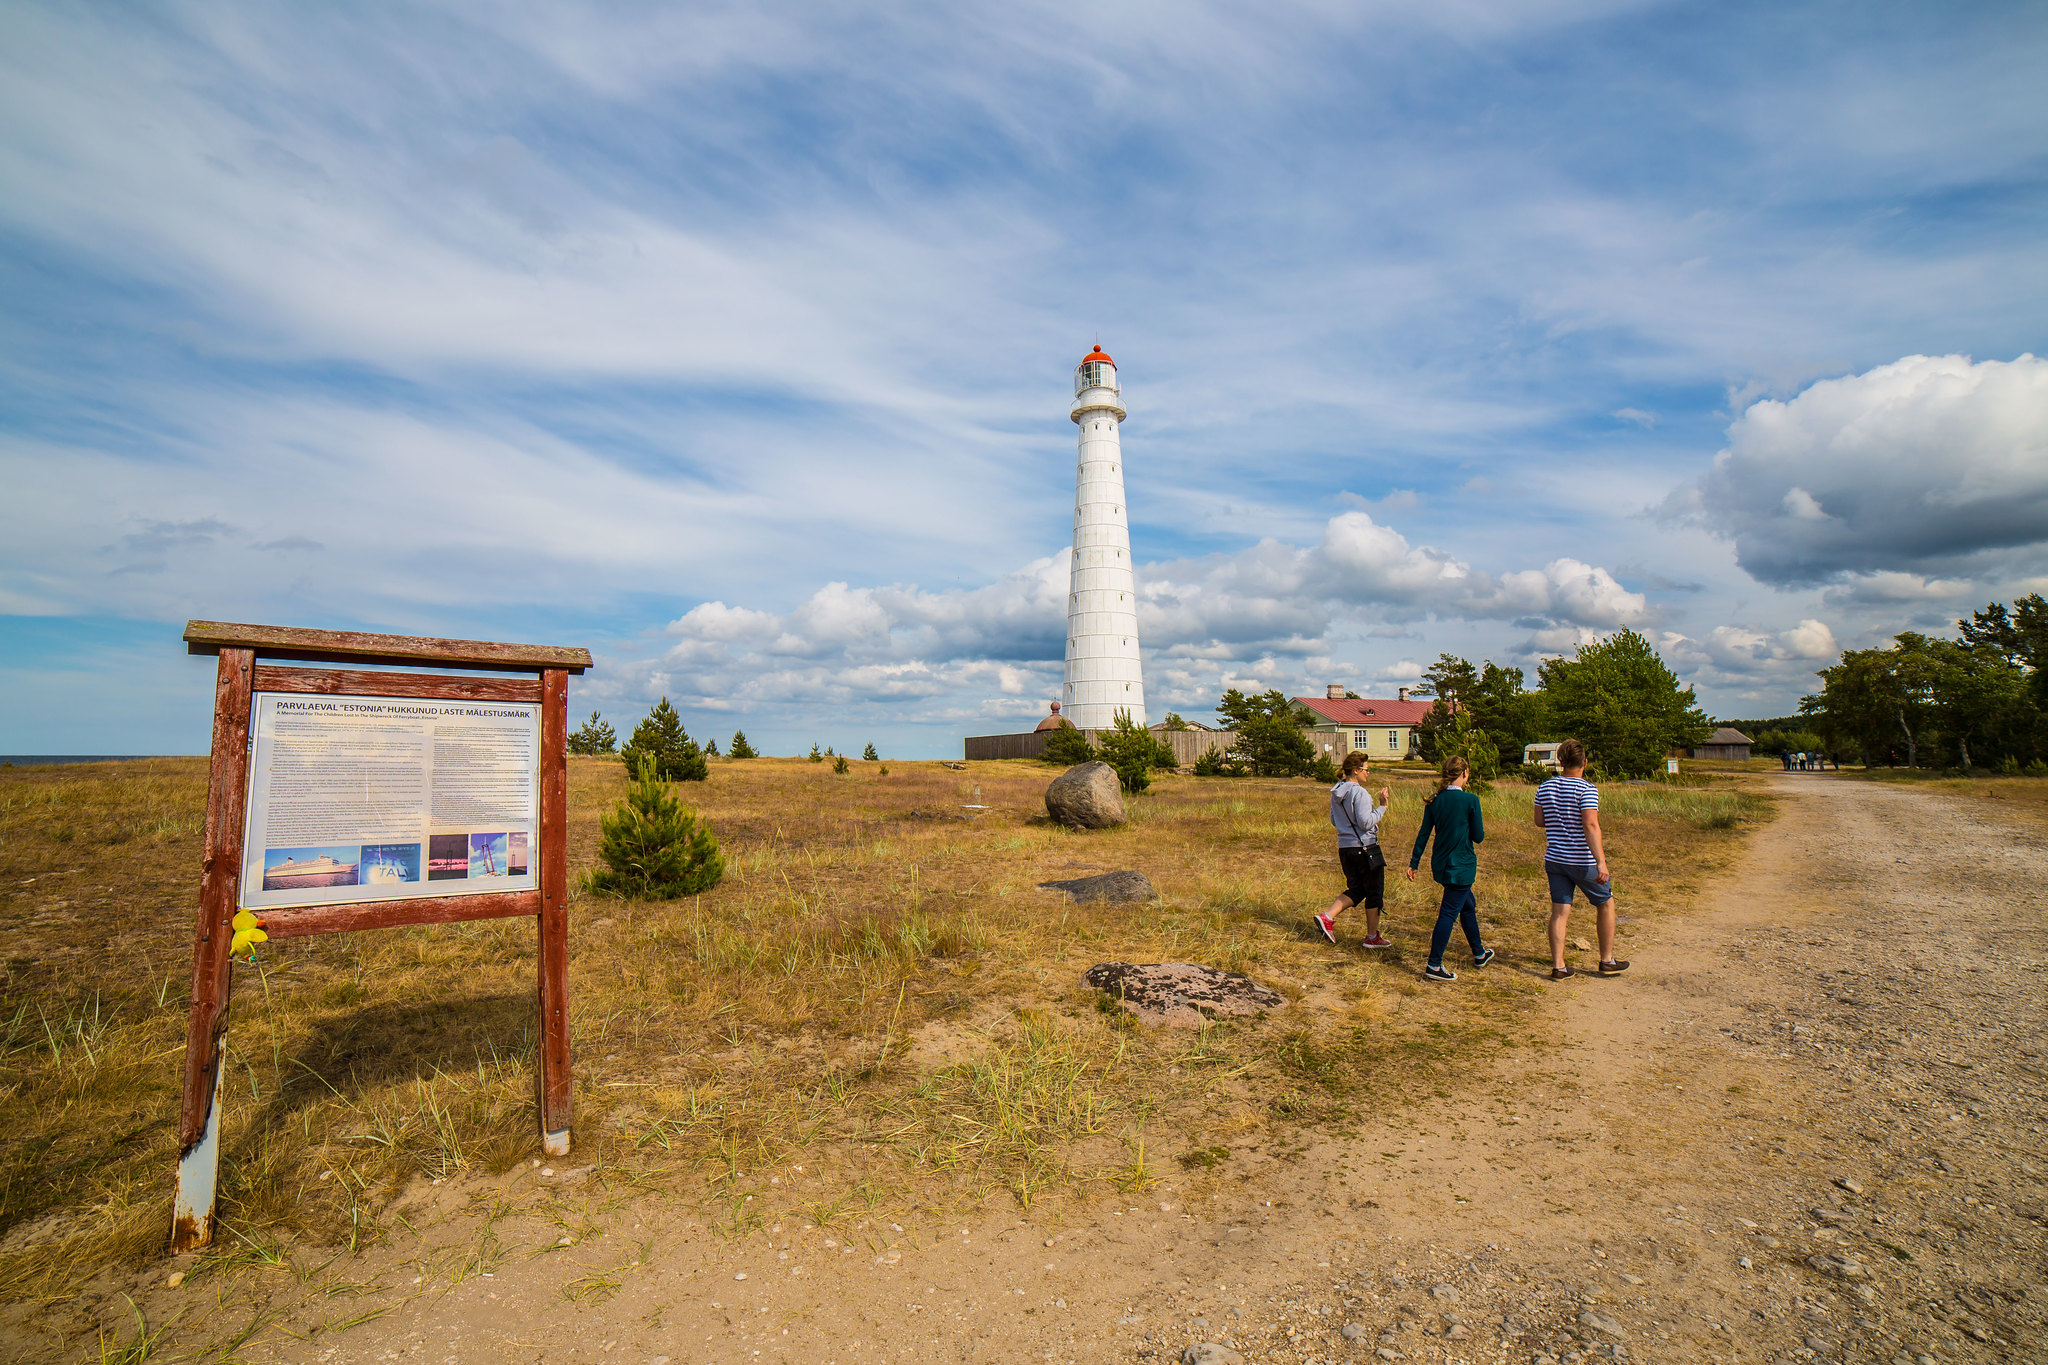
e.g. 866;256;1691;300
568;710;618;755
704;736;721;756
728;731;758;759
590;756;724;898
1094;709;1155;794
832;753;850;774
808;742;824;763
862;742;879;761
619;698;708;781
1042;724;1095;766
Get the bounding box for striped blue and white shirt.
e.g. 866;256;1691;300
1535;775;1600;866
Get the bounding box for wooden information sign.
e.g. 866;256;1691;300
173;621;591;1251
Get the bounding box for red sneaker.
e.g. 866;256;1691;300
1313;913;1338;944
1360;934;1391;949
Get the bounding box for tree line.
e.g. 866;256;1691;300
1195;627;1711;782
1802;595;2048;772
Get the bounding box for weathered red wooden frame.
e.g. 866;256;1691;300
173;621;590;1252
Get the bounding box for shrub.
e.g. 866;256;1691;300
589;756;724;898
1094;709;1156;794
808;743;824;763
1520;762;1554;784
1151;738;1179;770
833;754;851;774
728;731;758;759
2029;758;2048;777
1997;754;2021;775
1310;754;1339;784
1193;745;1240;777
1042;725;1095;766
619;698;707;782
568;710;618;755
862;743;880;761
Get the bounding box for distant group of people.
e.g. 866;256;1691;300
1781;751;1831;771
1312;739;1628;981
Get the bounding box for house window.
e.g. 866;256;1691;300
1352;729;1369;749
1387;730;1400;751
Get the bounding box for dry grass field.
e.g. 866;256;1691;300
0;754;1771;1354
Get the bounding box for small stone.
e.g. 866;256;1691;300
1835;1177;1865;1195
1805;1253;1866;1281
874;1252;900;1266
1341;1323;1367;1340
735;1271;748;1280
541;1168;555;1177
556;1235;574;1246
1571;937;1593;951
1180;1344;1244;1365
1446;1324;1470;1341
165;1271;185;1289
1430;1283;1459;1303
1040;870;1157;903
1576;1311;1628;1341
1738;1257;1753;1270
1853;1284;1878;1304
1806;1338;1830;1352
1375;1350;1401;1362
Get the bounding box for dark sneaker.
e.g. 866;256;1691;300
1598;959;1631;975
1313;913;1338;945
1549;966;1574;980
1360;934;1392;949
1424;963;1457;983
1472;947;1496;968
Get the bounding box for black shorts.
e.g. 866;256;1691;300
1338;845;1384;909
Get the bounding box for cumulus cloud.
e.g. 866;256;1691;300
1680;354;2048;587
1654;618;1840;701
617;510;1649;725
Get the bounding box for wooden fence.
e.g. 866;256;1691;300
962;727;1237;765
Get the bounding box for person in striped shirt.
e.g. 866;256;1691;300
1531;738;1628;979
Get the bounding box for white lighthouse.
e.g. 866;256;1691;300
1063;345;1147;729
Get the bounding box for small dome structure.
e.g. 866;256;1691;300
1080;346;1115;367
1035;701;1076;732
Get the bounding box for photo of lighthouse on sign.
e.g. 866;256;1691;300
1062;346;1147;730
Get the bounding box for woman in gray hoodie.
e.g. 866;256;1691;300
1313;750;1393;948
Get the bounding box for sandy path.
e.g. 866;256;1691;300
178;778;2048;1365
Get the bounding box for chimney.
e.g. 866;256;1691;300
1398;686;1410;703
1326;683;1344;700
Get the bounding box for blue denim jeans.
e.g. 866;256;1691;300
1429;883;1484;968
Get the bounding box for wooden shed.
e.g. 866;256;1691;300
1692;727;1753;761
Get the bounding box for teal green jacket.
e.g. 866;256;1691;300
1409;786;1485;886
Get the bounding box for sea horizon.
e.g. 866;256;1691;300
0;755;196;766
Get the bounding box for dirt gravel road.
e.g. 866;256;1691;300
154;776;2048;1365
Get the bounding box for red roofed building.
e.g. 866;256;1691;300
1292;685;1432;761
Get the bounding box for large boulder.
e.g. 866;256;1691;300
1084;962;1285;1028
1044;761;1125;829
1039;870;1156;902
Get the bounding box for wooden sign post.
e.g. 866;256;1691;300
173;621;591;1252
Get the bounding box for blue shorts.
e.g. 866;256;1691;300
1545;862;1612;906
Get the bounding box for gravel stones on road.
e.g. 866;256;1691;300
1180;1343;1243;1365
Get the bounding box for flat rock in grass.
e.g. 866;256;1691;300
1039;870;1157;903
1045;761;1126;829
1084;961;1284;1028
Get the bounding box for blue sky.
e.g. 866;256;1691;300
4;1;2046;756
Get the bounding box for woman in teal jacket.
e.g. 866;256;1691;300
1407;755;1494;982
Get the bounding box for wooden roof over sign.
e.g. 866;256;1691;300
183;620;592;673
